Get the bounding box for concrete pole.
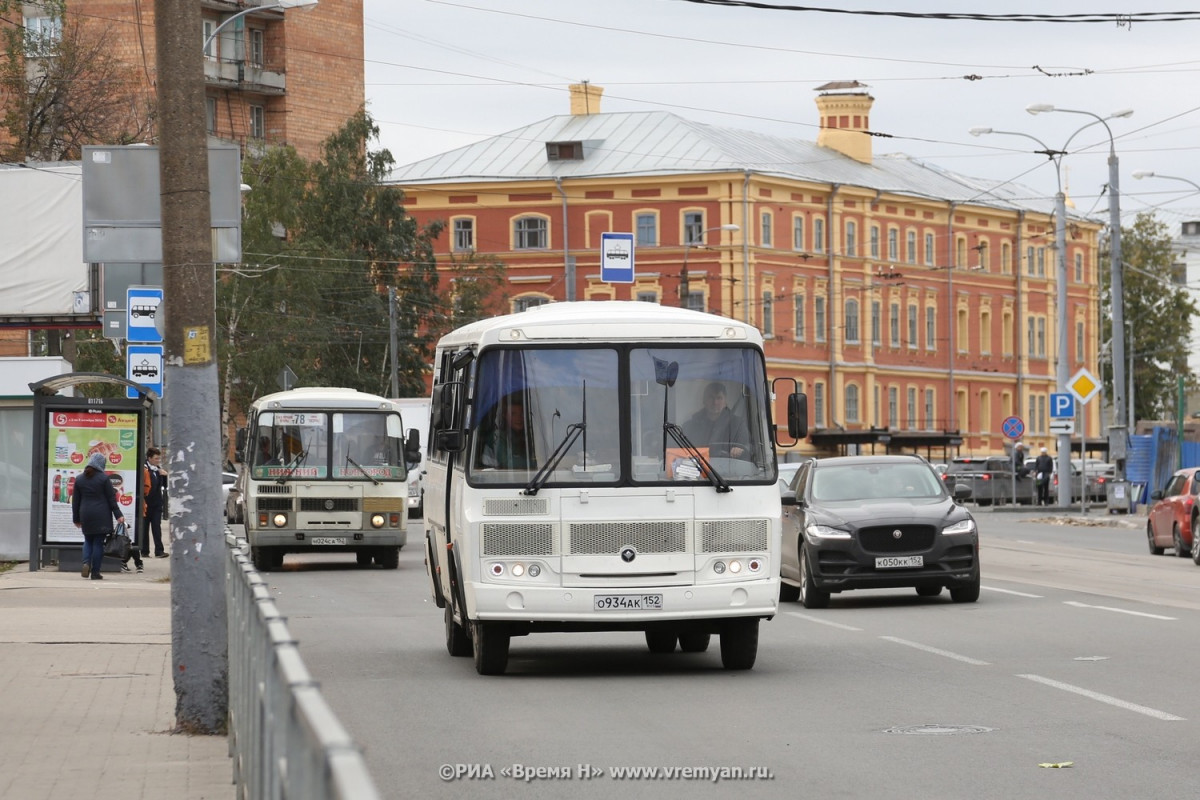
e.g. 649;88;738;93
1054;187;1071;508
1107;151;1128;479
155;0;228;733
388;286;399;397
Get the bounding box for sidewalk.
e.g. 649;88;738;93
0;552;234;800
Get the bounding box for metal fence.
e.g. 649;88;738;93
225;533;381;800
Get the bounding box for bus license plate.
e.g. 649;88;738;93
311;537;346;546
594;594;663;611
876;555;923;569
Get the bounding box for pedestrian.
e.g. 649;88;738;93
71;452;125;580
1035;446;1055;506
143;447;168;558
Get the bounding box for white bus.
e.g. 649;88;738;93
423;302;807;674
229;387;420;571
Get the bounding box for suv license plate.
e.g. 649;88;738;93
311;537;346;546
876;555;923;569
594;594;663;611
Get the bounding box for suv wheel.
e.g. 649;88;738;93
799;548;830;609
1147;522;1165;555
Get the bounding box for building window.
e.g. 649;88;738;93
1037;317;1046;356
814;296;827;343
1037;395;1047;433
761;212;772;248
636;213;657;246
907;304;918;349
813;382;825;427
1037;247;1046;276
888;387;898;428
792;216;805;251
844;298;860;344
636;290;658;303
453;218;474;252
907;387;917;429
924;388;935;430
1075;252;1084;282
794;297;805;342
205;97;217;134
845;220;857;257
546;141;583;161
514;217;548;249
249;105;265;140
887;228;898;261
925;306;936;351
980;309;992;354
957;307;969;353
685;291;705;312
202;19;216;59
906;230;917;263
1076;320;1085;361
762;291;774;335
513;296;549;313
684;212;703;244
1027;318;1036;357
976;240;989;272
871;300;881;346
813;218;825;253
873;385;881;427
249;28;264;66
956;237;967;269
25;15;61;56
1027;246;1036;276
870;225;880;259
1028;395;1037;433
845;384;860;423
1001;242;1012;274
889;302;900;347
924;232;935;266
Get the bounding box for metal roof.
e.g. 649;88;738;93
386;110;1062;216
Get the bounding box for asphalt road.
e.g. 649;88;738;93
244;514;1200;800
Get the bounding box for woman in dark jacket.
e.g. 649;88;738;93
72;452;125;580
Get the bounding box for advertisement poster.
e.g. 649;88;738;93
44;411;139;544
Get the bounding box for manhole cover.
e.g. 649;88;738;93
883;724;994;736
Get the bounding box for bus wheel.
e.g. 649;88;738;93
678;632;711;653
445;607;471;657
356;551;373;567
645;630;678;654
719;619;759;671
376;547;400;570
471;621;510;675
251;546;276;572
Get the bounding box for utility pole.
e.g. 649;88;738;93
155;0;228;733
388;286;399;397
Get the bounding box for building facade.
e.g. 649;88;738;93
390;84;1104;458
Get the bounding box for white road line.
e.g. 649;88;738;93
983;586;1044;598
1063;601;1177;620
1018;674;1185;721
783;612;863;631
879;636;990;665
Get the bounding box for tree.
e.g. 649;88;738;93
1103;212;1199;421
0;3;154;161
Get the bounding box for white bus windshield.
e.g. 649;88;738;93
251;410;406;481
467;345;774;486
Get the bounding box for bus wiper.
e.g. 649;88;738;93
523;422;584;495
275;449;308;484
663;423;731;493
346;455;381;486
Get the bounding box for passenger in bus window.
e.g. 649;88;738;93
479;394;534;469
683;382;750;458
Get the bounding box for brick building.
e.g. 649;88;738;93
387;83;1104;458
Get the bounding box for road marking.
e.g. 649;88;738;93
880;636;990;665
1063;601;1177;620
1018;674;1185;721
983;586;1044;598
784;611;862;631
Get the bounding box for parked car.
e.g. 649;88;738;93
776;459;810;493
1146;467;1200;560
779;455;980;608
944;456;1035;506
221;471;238;520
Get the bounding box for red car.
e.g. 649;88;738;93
1146;467;1200;562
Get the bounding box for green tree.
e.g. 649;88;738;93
1103;212;1199;421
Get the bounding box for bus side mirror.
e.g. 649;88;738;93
234;427;246;463
435;429;465;454
787;393;808;439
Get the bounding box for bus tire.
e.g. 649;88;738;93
251;546;277;572
678;632;711;653
471;620;510;675
719;618;759;671
445;607;471;657
356;551;373;567
645;630;678;654
376;547;400;570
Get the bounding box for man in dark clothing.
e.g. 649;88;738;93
1034;447;1055;506
683;382;751;459
143;447;167;557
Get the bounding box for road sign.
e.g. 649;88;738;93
600;232;635;284
1001;415;1025;440
1068;368;1100;405
1049;418;1075;435
126;286;163;343
126;344;163;398
1050;393;1075;418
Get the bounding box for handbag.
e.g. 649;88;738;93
103;522;132;561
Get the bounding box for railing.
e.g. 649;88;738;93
226;533;381;800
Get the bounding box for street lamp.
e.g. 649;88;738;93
680;224;739;309
1132;170;1200;194
203;0;319;53
1027;104;1133;481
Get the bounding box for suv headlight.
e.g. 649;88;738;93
942;518;977;535
805;523;851;542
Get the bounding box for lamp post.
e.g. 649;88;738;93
680;224;739;309
1028;105;1133;481
203;0;319;53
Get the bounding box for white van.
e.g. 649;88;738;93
392;398;430;519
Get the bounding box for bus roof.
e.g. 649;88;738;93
250;387;402;413
436;301;763;350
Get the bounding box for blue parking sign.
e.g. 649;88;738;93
1050;393;1075;418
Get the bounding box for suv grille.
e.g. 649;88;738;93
858;524;935;553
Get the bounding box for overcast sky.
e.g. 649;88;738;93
362;0;1200;231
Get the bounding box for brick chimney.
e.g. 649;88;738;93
569;82;604;115
814;81;874;164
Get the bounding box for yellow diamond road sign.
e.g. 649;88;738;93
1068;367;1100;405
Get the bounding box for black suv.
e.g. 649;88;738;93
780;455;980;608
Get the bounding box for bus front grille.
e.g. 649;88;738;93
482;523;554;556
699;519;769;553
256;498;292;512
299;498;359;512
568;521;686;555
483;497;548;516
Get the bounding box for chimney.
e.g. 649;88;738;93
569;82;603;116
814;81;874;164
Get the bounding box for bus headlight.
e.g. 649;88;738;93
272;513;287;528
511;563;525;577
370;513;386;528
527;563;541;578
728;559;743;574
713;561;726;574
